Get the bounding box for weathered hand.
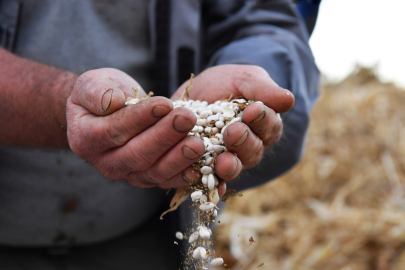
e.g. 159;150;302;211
172;64;295;184
66;68;204;189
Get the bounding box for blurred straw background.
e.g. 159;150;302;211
214;67;405;270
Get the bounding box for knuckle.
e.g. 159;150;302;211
68;125;90;158
151;130;174;149
98;164;118;180
127;172;157;188
243;137;263;166
265;122;283;146
74;73;91;90
104;122;128;146
128;147;153;171
67;135;83;157
145;169;166;185
272;121;283;140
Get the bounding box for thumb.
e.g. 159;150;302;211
71;68;143;116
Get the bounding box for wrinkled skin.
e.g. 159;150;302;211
66;65;294;196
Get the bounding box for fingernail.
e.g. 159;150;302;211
285;89;295;99
173;116;193;133
152;105;171;118
101;89;113;112
250;111;266;124
182;145;200;160
232;130;249;147
224;156;238;178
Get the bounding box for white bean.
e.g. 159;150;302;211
212;209;218;217
200;247;208;260
207;115;219;122
208;174;215;190
197;107;206;114
189;231;199;243
204;157;214;165
222;106;235;118
203;137;212;147
201;166;213;175
202;175;208;185
228;117;242;125
214;145;225;154
210;138;220;145
215;133;223;139
210;257;224;267
200;110;213;117
199;202;214;211
191;191;203;201
233;98;247;103
176;232;183;240
220;102;229;107
211;104;224;114
193;247;202;259
196;119;207;126
200;194;208;203
215;121;224;129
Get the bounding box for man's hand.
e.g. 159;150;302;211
172;64;295;182
66;68;205;189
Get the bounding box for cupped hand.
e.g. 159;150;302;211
66;68;204;189
172;64;295;186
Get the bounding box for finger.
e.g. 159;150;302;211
112;107;196;172
145;136;205;181
218;181;227;198
175;65;295;113
214;152;243;181
71;68;145;116
67;96;173;155
242;102;283;147
223;122;264;169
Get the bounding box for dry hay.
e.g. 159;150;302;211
214;67;405;270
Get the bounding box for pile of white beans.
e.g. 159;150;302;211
126;96;252;269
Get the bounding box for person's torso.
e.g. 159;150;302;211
0;0;165;246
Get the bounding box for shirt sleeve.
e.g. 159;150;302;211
202;0;320;190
